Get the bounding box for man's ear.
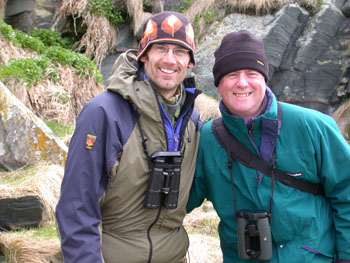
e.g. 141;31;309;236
140;56;146;63
188;62;194;69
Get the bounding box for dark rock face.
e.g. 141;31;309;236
266;4;350;113
0;195;47;230
4;0;59;31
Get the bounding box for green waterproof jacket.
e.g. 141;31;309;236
187;89;350;263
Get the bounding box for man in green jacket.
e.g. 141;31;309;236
187;30;350;262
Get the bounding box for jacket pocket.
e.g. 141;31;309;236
301;243;334;262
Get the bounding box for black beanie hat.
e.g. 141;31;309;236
137;11;196;64
213;30;269;87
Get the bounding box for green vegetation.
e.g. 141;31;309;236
0;20;103;85
195;10;215;25
193;11;216;39
175;0;192;13
88;0;124;26
0;21;45;52
45;120;74;139
298;0;322;15
0;56;59;85
31;223;58;240
43;45;103;82
2;223;58;240
28;29;74;49
54;91;70;104
0;165;36;185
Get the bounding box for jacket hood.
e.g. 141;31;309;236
106;50;163;122
106;49;139;99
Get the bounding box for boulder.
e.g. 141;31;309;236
4;0;35;16
343;0;350;17
4;0;36;32
263;4;309;77
0;81;67;171
0;195;47;230
271;4;349;113
34;0;59;29
293;5;344;71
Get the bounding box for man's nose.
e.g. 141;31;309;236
237;74;249;86
163;50;177;64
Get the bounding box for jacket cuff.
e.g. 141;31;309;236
336;259;350;263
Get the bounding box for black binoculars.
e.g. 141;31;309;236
237;210;272;260
143;151;183;210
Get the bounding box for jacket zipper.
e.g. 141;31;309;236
174;134;179;151
248;121;254;140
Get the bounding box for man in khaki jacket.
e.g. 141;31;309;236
55;11;201;263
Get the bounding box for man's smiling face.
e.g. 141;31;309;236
140;43;193;99
218;69;266;122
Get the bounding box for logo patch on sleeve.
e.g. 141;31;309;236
86;134;97;149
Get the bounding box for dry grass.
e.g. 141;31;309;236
126;0;145;36
0;0;6;19
184;201;223;262
185;0;320;23
75;13;116;67
332;100;350;142
186;234;222;263
0;227;60;263
0;162;64;221
0;38;36;64
195;93;221;122
184;201;220;236
53;0;117;68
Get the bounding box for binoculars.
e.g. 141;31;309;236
237;210;272;260
144;151;183;210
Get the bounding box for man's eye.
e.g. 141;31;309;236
228;73;238;78
248;72;258;76
156;46;166;52
174;49;188;56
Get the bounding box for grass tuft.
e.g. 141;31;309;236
45;120;74;139
0;221;60;263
